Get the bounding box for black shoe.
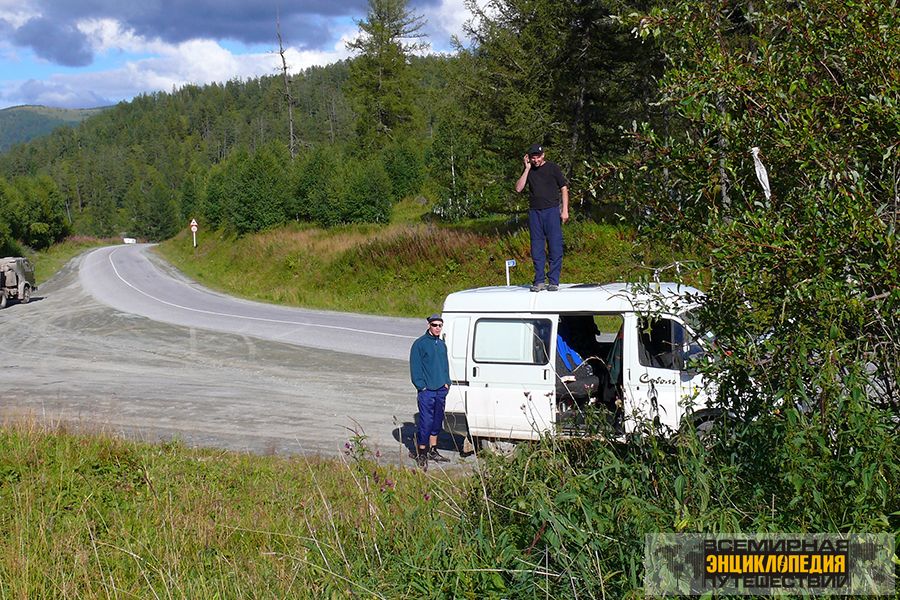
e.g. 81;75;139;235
416;451;428;469
547;284;559;291
530;282;546;292
428;448;450;463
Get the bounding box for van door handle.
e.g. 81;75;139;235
472;366;478;378
544;369;549;380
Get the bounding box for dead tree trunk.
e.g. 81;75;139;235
277;15;296;159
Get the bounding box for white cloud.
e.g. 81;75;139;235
429;0;471;44
0;3;476;109
77;18;157;55
0;2;40;28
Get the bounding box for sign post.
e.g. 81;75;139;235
505;259;516;286
190;218;198;248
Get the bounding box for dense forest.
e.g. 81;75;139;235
0;106;107;153
0;0;661;251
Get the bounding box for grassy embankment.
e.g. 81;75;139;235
158;201;676;318
0;422;471;597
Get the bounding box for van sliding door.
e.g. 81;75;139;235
466;317;556;440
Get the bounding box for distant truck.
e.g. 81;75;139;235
0;257;37;309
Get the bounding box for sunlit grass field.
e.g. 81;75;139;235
158;204;673;318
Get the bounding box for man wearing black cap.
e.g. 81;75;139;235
515;143;569;292
409;313;452;468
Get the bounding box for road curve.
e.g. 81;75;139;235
80;244;423;361
0;245;466;464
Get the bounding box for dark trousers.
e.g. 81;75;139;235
416;387;448;447
528;206;563;285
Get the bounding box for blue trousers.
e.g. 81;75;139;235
528;206;563;285
417;387;448;447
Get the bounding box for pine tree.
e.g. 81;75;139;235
346;0;428;150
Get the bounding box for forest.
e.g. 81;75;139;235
0;0;664;250
0;0;897;594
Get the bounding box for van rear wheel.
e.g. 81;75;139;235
0;291;6;309
474;437;517;455
21;284;30;304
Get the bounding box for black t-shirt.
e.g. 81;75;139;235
526;161;568;210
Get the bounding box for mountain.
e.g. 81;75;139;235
0;105;108;153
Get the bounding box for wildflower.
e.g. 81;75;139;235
424;493;432;501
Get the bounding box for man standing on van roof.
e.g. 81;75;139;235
515;143;569;292
409;314;452;469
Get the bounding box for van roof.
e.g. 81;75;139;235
442;282;703;315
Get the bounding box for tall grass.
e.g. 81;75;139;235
4;398;897;597
158;220;672;317
0;422;476;598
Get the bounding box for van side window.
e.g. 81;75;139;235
637;317;686;370
473;318;552;365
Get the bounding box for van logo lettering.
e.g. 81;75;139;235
639;374;677;386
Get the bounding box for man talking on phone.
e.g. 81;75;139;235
515;143;569;292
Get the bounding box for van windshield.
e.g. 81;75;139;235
680;309;716;362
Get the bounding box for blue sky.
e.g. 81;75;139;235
0;0;471;109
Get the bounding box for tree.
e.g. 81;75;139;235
7;175;70;249
346;0;428;149
438;0;662;218
619;0;899;418
123;166;178;242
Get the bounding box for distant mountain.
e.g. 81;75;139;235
0;105;108;152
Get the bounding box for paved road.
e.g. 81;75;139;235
1;245;466;464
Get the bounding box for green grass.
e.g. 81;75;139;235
158;219;675;318
0;422;470;598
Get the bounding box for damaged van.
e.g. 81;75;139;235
439;282;716;449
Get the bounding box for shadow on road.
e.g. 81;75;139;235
394;415;470;457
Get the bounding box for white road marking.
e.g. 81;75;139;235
106;247;416;340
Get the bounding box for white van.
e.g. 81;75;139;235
439;282;716;447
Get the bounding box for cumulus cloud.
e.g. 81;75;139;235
0;0;473;109
0;33;357;109
13;17;94;66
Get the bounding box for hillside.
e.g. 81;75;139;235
0;105;107;152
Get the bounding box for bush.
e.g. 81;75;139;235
457;403;899;597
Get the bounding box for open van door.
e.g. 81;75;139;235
466;316;557;440
622;314;694;431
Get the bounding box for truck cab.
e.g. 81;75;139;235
0;257;37;309
439;282;713;445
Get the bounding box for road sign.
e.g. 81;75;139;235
190;218;198;247
505;258;517;286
